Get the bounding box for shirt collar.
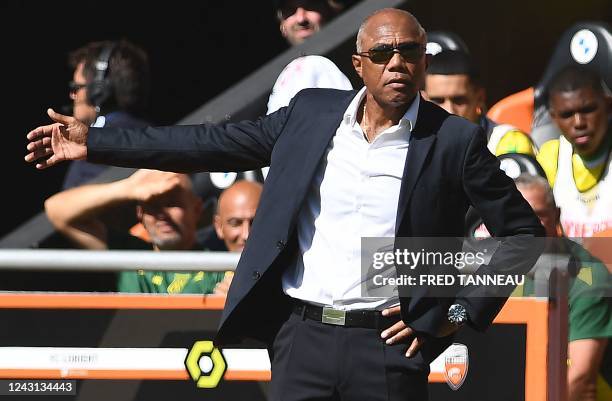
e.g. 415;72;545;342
343;86;420;133
91;115;106;128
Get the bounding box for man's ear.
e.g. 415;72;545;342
352;54;363;79
213;214;224;240
136;205;144;222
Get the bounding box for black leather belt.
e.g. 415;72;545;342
292;300;399;329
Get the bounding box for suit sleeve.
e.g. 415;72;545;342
456;126;545;331
87;97;296;173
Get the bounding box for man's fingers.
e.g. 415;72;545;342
26;137;51;152
26;140;41;153
385;327;413;345
406;336;426;358
47;108;72;125
25;146;54;163
27;124;55;141
35;155;57;170
382;305;401;316
381;320;408;339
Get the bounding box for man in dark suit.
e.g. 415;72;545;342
26;8;543;400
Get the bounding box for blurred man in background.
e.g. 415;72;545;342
210;180;263;294
513;174;611;401
63;39;150;190
423;50;536;157
538;65;612;238
276;0;342;45
45;169;230;294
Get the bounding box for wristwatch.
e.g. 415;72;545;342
447;303;468;327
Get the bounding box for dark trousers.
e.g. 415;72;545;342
268;311;429;401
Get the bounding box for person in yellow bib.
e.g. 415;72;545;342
423;50;537;157
537;65;612;238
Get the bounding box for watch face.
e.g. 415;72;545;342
448;304;467;324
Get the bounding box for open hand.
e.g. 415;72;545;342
25;108;89;169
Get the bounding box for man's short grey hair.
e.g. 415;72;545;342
355;8;426;53
514;173;556;209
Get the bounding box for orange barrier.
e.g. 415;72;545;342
0;292;561;401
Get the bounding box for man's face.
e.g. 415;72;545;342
279;0;328;45
214;189;260;252
549;86;611;158
424;74;484;123
138;187;200;251
352;12;428;108
518;185;559;237
70;62;97;126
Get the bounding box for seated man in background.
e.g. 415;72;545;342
537;65;612;238
45;169;226;294
513;174;611;401
213;180;263;253
209;180;263;294
423;50;536;156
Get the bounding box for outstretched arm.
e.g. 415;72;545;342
45;169;184;249
27;94;296;173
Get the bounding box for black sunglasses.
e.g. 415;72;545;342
68;81;87;94
357;42;425;64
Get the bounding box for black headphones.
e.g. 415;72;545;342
86;42;117;111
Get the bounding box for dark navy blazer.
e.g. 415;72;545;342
88;89;544;365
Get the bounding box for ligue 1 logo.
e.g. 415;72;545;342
444;343;469;390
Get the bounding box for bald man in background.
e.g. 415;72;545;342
212;180;263;294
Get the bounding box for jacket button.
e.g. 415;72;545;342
276;240;286;250
252;271;261;280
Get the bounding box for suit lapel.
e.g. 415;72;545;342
395;102;437;233
297;112;343;200
289;93;355;216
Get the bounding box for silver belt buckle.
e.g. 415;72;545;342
322;307;346;326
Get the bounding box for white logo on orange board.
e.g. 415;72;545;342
444;343;469;390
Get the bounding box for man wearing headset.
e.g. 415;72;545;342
63;39;151;190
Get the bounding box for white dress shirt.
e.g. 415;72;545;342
282;87;420;310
